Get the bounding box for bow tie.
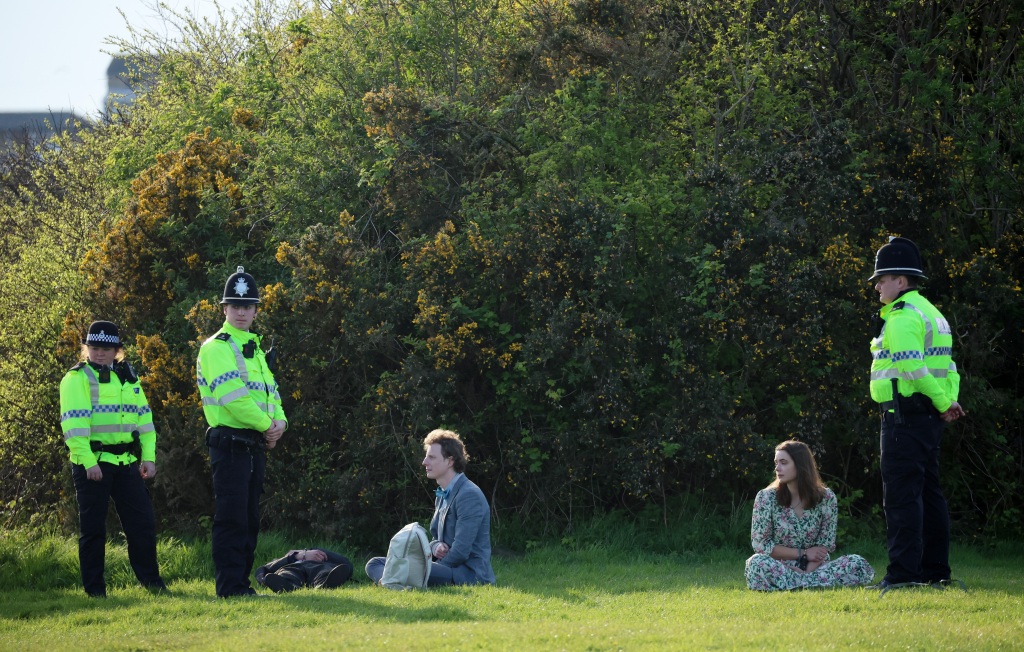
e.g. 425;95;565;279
435;487;450;501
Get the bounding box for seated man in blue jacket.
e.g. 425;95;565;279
366;428;496;586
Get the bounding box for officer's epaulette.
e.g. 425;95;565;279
69;361;87;372
891;301;906;311
214;333;232;341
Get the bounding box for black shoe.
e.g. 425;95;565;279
86;591;107;599
262;574;294;593
929;579;967;591
145;582;171;595
320;564;353;589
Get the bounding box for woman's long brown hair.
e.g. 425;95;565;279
770;440;826;509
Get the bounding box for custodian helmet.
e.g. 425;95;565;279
220;266;261;305
869;237;927;282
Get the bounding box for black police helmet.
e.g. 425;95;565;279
82;320;122;347
869;236;927;282
220;266;261;305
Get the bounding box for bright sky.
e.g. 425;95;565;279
0;0;255;117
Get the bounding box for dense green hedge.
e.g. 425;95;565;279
1;0;1021;548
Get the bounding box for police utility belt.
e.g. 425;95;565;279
90;431;141;461
880;392;938;416
206;426;264;451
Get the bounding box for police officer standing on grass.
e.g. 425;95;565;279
59;320;168;598
197;266;287;598
868;237;965;591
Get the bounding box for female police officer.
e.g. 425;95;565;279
197;266;287;597
59;320;167;597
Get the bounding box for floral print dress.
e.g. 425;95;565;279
745;487;874;591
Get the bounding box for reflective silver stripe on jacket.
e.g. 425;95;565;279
871;367;930;382
226;339;249;383
900;303;934;349
226;337;276;416
201;389;277;416
219;386;251;405
73;364;144;442
82;365;101;409
90;423;138;434
254;402;277;416
203;336;274;417
872;300;950;380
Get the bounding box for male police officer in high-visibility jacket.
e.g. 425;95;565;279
868;237;964;590
197;266;287;597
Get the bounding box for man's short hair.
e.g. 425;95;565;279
423;429;469;473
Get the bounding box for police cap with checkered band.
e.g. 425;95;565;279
82;321;122;347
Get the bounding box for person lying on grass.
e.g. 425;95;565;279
255;548;353;593
745;440;874;591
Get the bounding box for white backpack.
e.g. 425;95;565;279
380;522;432;590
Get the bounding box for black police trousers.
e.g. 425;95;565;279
210;444;266;597
880;408;952;584
71;461;163;597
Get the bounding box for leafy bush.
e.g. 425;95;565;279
0;0;1020;546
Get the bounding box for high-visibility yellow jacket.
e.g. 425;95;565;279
869;290;960;412
59;362;156;467
196;322;286;432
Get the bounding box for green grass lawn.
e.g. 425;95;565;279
1;532;1021;651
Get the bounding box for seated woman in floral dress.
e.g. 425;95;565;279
745;440;875;591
